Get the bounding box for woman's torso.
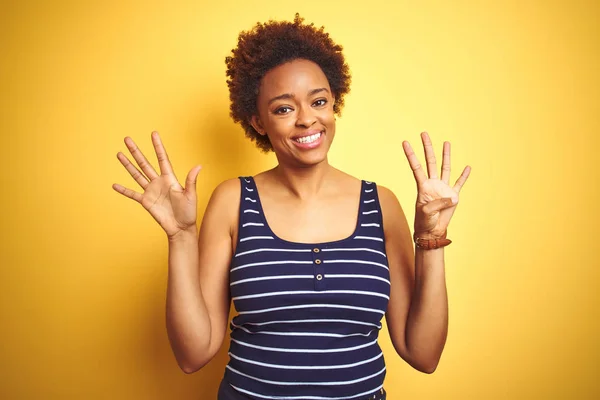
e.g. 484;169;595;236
223;173;391;399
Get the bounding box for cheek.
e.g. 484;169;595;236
264;118;295;144
271;118;297;134
324;110;336;127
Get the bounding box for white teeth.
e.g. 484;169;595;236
295;132;322;144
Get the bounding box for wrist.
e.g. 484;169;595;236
413;230;451;250
415;244;445;252
167;225;198;242
413;230;447;241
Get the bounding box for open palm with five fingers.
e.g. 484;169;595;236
402;132;471;240
112;131;202;239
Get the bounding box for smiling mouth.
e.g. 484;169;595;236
294;131;323;144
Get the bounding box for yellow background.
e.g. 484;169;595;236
1;0;598;398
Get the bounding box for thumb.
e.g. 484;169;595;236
423;197;457;214
184;165;202;196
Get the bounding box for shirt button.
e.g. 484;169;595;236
316;274;323;281
313;248;320;253
315;259;322;264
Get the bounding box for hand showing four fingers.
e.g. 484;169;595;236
402;132;471;240
112;131;202;239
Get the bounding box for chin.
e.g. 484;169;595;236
295;145;331;167
300;154;328;167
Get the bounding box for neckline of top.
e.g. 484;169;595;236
244;176;367;247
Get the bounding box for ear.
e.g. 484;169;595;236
250;115;267;136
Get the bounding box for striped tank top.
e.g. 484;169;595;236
223;176;391;399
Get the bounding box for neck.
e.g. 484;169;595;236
271;158;334;200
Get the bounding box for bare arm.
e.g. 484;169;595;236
379;185;448;374
408;246;448;372
166;226;205;373
165;178;239;373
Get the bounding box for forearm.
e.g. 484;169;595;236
405;246;448;372
165;227;212;372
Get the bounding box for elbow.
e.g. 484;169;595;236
176;347;216;374
412;357;440;374
406;361;438;374
402;350;440;374
181;364;201;375
170;335;222;374
418;363;438;374
180;356;211;374
179;359;202;374
181;365;198;375
400;342;443;374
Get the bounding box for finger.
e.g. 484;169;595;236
124;136;159;181
421;132;438;180
453;165;471;193
440;141;451;185
117;152;149;189
112;183;143;203
402;140;427;187
184;165;202;197
422;197;457;215
151;131;176;176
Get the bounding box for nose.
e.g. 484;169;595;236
295;104;316;128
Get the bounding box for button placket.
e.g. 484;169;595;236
312;247;325;291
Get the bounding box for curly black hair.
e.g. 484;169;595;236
225;13;352;152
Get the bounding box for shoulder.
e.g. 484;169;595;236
375;184;397;207
206;177;242;211
374;185;414;263
375;184;401;213
375;184;410;232
211;177;241;200
203;178;241;230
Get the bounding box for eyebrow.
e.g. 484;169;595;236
267;88;330;105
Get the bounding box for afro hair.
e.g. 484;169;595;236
225;13;352;152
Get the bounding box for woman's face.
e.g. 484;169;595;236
251;58;336;167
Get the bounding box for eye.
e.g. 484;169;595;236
274;106;293;115
313;98;328;107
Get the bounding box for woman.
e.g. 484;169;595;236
113;14;471;400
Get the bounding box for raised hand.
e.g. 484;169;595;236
402;132;471;240
112;131;202;239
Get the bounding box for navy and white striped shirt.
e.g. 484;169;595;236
223;176;390;399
